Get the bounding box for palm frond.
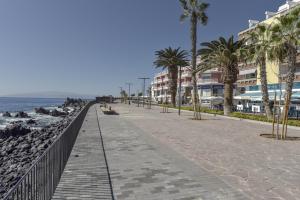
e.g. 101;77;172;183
153;47;189;70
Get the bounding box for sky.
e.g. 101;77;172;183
0;0;286;97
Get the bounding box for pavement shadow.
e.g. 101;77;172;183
260;133;300;141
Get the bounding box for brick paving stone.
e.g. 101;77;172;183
52;105;113;200
52;103;300;200
102;104;300;200
98;105;247;200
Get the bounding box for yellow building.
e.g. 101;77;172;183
236;0;300;114
237;0;300;96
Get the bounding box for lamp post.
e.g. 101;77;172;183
119;87;123;103
126;83;132;105
137;90;140;107
148;86;152;109
138;77;150;107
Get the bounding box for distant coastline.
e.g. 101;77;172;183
0;91;96;99
0;96;65;99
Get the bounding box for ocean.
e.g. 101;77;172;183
0;97;66;129
0;97;65;112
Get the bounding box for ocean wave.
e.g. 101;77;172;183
0;106;65;130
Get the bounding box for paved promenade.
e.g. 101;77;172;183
51;103;300;200
52;105;113;200
99;105;246;200
101;104;300;200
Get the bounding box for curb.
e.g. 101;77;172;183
156;105;300;131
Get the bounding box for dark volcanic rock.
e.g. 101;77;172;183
14;111;30;118
50;109;67;117
26;119;36;125
0;124;31;138
35;107;50;115
63;97;85;108
2;112;12;117
63;107;70;112
9;120;23;125
0;103;85;199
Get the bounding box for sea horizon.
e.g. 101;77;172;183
0;97;66;113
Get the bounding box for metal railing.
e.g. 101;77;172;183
2;101;95;200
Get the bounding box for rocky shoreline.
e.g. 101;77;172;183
0;98;87;198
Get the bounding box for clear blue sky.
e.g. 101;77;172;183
0;0;285;96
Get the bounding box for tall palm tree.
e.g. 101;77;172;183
198;36;246;116
154;47;189;107
179;0;209;119
269;7;300;138
246;24;273;120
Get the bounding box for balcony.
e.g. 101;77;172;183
153;77;169;84
181;71;192;77
197;78;220;85
181;82;192;87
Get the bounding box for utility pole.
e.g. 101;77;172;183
137;90;140;107
138;77;150;107
148;86;152;109
126;83;133;105
119;87;123;103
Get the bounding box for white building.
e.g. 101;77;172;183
151;67;194;103
151;65;225;107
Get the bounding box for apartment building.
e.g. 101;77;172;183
237;0;300;109
197;68;224;107
151;66;224;107
151;70;170;103
151;68;193;103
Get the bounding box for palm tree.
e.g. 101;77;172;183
154;47;189;107
198;36;246;116
246;24;273;120
179;0;209;119
268;7;300;139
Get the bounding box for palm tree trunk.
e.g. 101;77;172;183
178;66;182;115
282;46;297;138
259;58;272;119
190;12;200;119
169;67;178;107
224;81;233;116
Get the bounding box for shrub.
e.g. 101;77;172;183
230;112;300;127
162;105;300;127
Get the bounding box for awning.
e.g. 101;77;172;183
292;91;300;98
239;68;256;75
201;96;224;100
236;91;300;101
234;96;251;100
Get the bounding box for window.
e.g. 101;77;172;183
202;89;211;97
245;73;256;79
201;74;211;79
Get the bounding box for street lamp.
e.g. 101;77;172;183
138;77;150;107
126;83;133;105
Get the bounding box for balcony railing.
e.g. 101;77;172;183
181;82;192;87
153;78;169;84
181;72;192;77
197;79;220;84
237;77;257;82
